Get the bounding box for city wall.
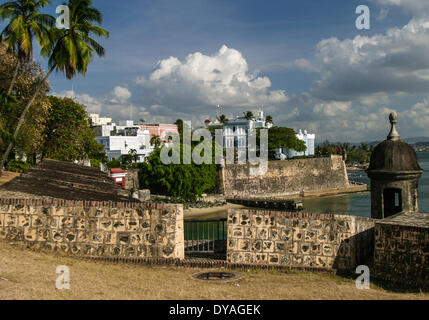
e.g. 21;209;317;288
374;212;428;286
227;209;375;271
221;156;350;198
0;198;184;260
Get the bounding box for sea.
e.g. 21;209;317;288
189;152;429;219
303;151;429;217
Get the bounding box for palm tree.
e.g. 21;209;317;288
0;0;54;94
150;135;161;148
337;142;356;162
265;115;274;125
216;114;229;124
243;111;254;120
0;0;109;171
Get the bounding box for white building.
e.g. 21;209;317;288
213;111;273;150
94;120;154;162
277;129;316;159
89;113;114;126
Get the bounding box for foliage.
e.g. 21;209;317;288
257;127;307;152
120;149;139;169
0;0;54;64
106;158;121;169
265;115;273;125
315;140;374;164
216;114;229;124
0;0;109;170
150;135;161;148
42;0;109;79
41;96;106;162
243;111;254;120
0;43;51;161
315;140;338;156
6;159;31;173
138;143;220;202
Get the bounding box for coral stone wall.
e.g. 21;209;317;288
0;199;184;260
374;212;428;285
221;156;349;198
227;209;375;271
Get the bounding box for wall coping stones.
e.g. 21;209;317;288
0;197;181;210
376;211;429;229
230;208;375;223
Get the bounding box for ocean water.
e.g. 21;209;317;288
186;152;429;220
303;151;429;217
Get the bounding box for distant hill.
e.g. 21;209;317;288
403;137;429;144
316;137;429;147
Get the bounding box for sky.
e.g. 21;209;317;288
13;0;429;142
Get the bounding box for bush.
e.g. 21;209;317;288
6;160;32;173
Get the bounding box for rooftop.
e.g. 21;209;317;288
0;160;135;202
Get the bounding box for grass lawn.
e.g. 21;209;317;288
0;240;427;300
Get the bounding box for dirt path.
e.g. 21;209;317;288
0;171;20;187
0;241;427;300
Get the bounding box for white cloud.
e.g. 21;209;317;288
300;16;429;101
111;86;132;103
53;87;149;123
371;0;429;16
135;45;288;112
401;99;429;129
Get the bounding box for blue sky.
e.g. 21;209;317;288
6;0;429;142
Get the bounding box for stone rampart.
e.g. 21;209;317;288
227;209;375;271
221;156;350;198
0;198;184;260
374;212;428;286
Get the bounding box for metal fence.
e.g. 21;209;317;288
184;218;227;254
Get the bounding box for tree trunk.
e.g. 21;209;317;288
0;66;55;173
7;60;21;95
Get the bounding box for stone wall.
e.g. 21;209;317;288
374;212;428;285
0;198;184;260
227;209;375;271
221;156;349;198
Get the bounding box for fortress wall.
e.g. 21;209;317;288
226;209;375;271
0;199;184;260
221;156;349;198
374;213;429;285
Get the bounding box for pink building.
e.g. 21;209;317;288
140;124;179;143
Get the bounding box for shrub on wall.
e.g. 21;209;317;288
6;160;32;173
138;147;219;202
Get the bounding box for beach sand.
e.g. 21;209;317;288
184;203;246;219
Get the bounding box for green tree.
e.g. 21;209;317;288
139;142;220;202
337;142;356;162
316;140;337;156
265;115;274;125
0;0;109;172
0;43;51;164
259;127;307;152
150;135;161;148
243;111;254;120
0;0;54;94
216;114;229;124
41;96;105;162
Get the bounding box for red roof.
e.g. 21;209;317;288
110;168;126;174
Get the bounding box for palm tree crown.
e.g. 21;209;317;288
243;111;254;120
43;0;109;79
0;0;54;63
217;114;229;124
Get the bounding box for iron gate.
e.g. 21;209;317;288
184;218;227;258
